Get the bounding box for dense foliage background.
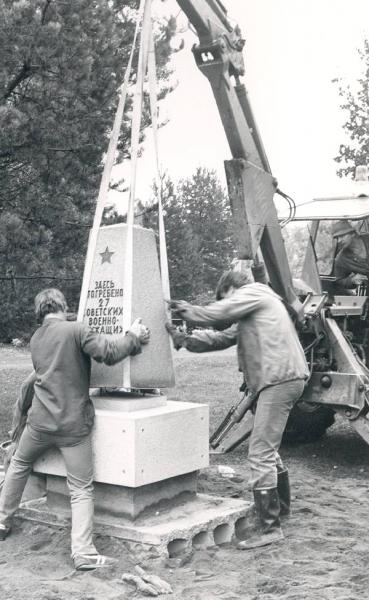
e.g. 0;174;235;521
141;168;235;303
0;0;175;340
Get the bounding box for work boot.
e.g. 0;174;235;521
237;488;284;550
277;469;291;517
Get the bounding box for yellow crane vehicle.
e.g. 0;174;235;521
175;0;369;451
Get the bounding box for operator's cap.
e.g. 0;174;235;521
332;220;356;238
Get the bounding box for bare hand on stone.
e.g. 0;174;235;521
129;318;150;344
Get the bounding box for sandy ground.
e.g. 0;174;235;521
1;348;369;599
1;453;369;600
1;423;369;599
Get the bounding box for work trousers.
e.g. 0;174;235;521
248;379;305;490
0;424;97;558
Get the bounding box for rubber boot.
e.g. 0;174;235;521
237;488;284;550
277;469;291;517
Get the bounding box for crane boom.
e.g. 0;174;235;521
177;0;303;316
176;3;369;455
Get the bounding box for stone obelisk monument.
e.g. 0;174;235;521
26;223;248;555
84;223;174;389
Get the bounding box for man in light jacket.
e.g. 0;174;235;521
167;269;308;549
0;288;150;571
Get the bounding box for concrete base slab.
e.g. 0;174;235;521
19;494;250;557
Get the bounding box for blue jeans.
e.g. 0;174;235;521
0;424;97;558
248;379;305;490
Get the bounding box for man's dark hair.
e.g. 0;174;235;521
215;269;252;300
34;288;68;322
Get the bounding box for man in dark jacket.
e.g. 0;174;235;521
333;220;369;289
167;270;308;549
0;288;150;571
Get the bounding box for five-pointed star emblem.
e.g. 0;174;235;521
100;246;115;264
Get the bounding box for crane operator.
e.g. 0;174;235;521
333;220;369;289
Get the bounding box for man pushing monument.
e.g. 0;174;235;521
0;287;150;571
167;268;308;549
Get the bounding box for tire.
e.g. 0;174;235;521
283;402;336;444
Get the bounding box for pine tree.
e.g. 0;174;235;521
0;0;175;340
143;168;235;302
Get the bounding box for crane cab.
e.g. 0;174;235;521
279;166;369;301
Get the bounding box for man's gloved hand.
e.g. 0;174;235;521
128;318;150;344
166;299;191;315
351;273;367;286
165;322;186;350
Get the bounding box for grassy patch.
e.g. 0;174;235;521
0;347;242;444
168;352;241;430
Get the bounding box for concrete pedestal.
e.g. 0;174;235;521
34;395;209;486
33;395;209;517
18;395;250;555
